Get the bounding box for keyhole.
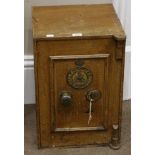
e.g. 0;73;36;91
86;90;101;102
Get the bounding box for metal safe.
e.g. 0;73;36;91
32;4;126;149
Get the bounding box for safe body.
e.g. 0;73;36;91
32;4;126;149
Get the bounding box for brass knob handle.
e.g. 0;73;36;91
60;91;72;107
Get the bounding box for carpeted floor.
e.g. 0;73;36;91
24;100;131;155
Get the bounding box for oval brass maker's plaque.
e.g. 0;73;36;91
67;67;93;89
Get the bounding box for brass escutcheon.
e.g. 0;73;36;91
86;90;101;101
67;67;93;89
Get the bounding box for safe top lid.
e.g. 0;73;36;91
32;4;125;40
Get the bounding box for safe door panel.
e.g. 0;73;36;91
49;54;109;132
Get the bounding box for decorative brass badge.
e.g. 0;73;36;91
67;67;93;89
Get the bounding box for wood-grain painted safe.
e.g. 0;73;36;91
32;4;126;149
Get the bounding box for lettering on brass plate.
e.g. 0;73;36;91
67;67;93;89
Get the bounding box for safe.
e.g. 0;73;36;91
32;4;126;149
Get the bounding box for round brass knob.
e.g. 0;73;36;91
60;91;72;107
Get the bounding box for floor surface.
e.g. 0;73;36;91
24;100;131;155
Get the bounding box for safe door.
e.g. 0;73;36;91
49;54;110;133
